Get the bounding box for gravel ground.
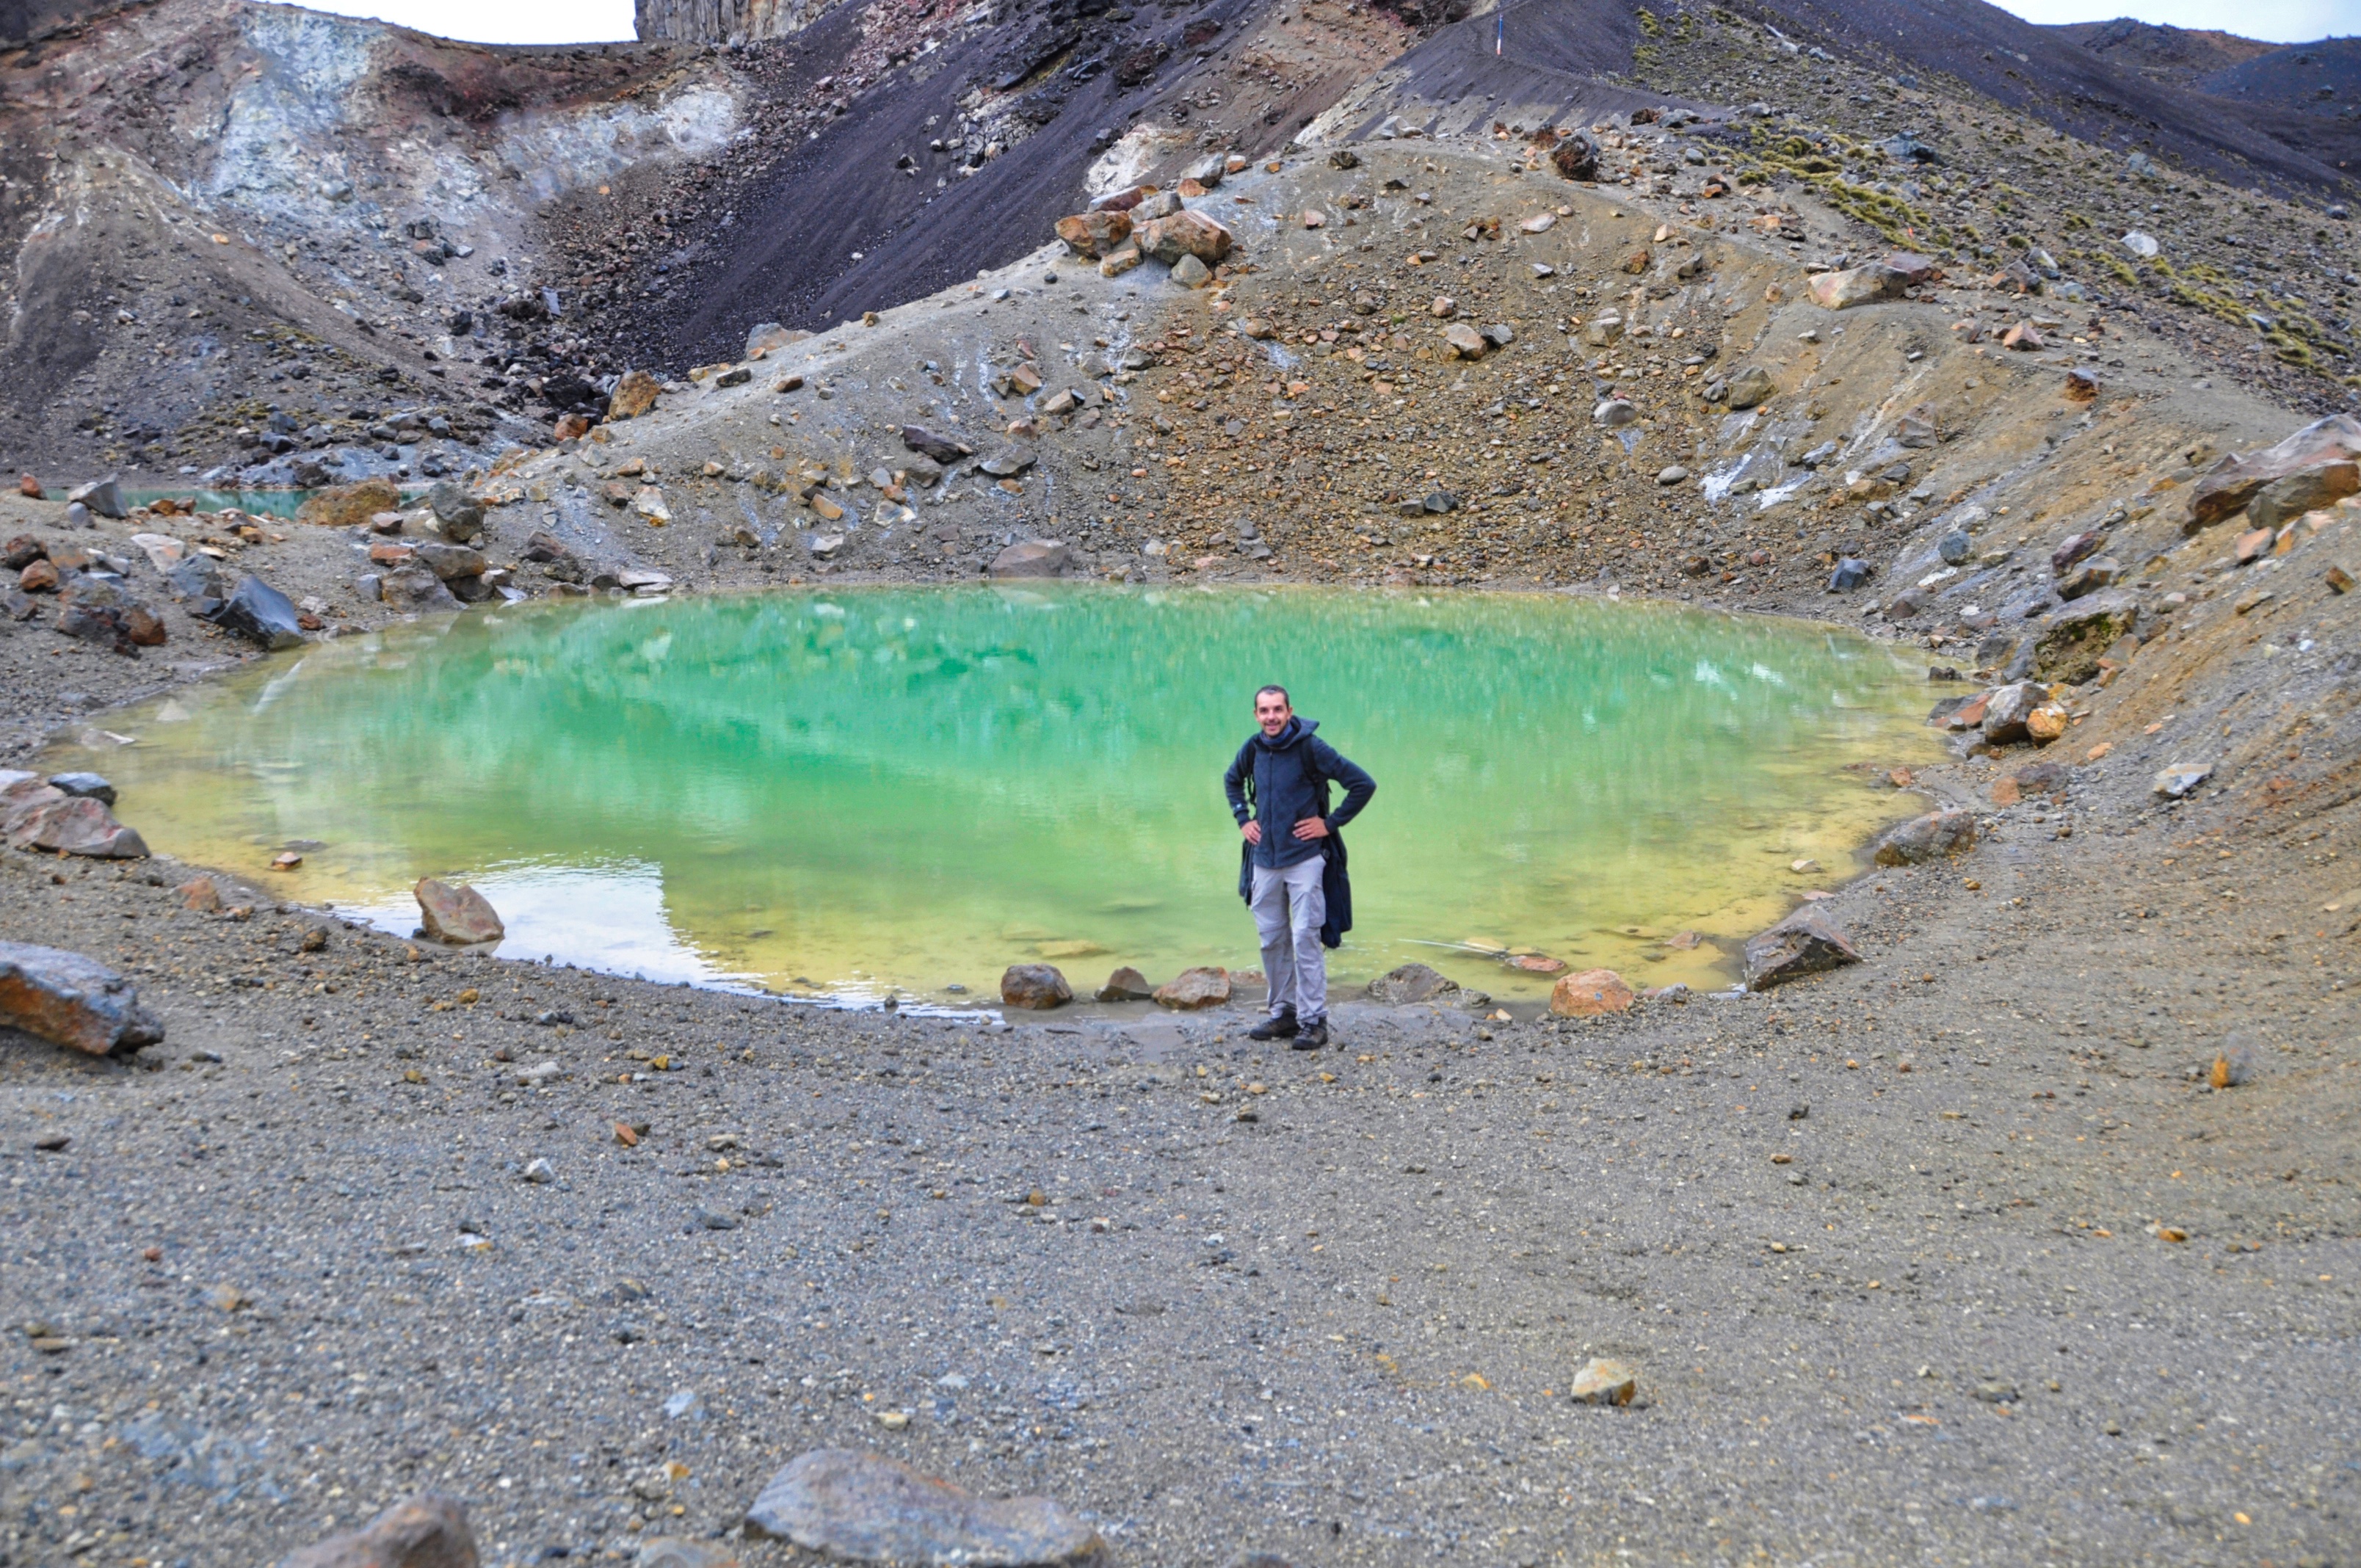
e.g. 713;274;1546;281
2;738;2357;1567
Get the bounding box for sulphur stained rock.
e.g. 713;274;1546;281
1053;209;1131;258
1366;962;1459;1004
1153;967;1230;1009
1744;904;1860;990
608;369;661;421
277;1493;476;1568
415;877;504;945
1567;1357;1639;1406
1549;968;1633;1017
1000;965;1072;1009
1872;808;1978;866
0;941;164;1056
1095;967;1155;1002
744;1448;1106;1567
294;477;402;529
2033;589;2138;684
1979;680;2046;743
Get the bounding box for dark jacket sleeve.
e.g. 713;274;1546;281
1222;741;1253;825
1310;738;1375;830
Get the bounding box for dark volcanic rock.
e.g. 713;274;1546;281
1367;962;1460;1004
200;575;305;650
1001;964;1072;1009
1095;966;1154;1002
1744;906;1861;990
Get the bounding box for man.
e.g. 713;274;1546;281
1223;685;1376;1049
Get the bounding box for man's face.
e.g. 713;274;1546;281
1256;692;1291;736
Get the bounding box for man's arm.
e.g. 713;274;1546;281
1222;742;1252;827
1310;738;1376;830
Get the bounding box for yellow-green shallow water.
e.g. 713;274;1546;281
42;585;1944;1004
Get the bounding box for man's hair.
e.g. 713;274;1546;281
1255;684;1291;707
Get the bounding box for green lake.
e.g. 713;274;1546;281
48;586;1943;1004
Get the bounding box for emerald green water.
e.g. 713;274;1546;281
52;587;1940;1004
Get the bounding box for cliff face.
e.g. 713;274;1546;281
633;0;833;43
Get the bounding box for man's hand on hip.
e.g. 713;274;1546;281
1291;817;1330;841
1241;821;1263;846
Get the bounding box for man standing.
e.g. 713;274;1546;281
1223;685;1376;1049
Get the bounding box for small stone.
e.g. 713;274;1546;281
1548;968;1633;1017
1567;1357;1638;1406
1441;322;1486;358
414;877;504;945
1805;264;1906;311
0;941;164;1056
178;877;222;912
2211;1036;2258;1089
1593;399;1636;427
989;540;1070;578
2121;231;2158;259
1744;906;1861;990
1170;254;1211;288
1656;465;1690;486
1154;967;1232;1010
609;369;661;421
637;1539;741;1568
2153;761;2211;799
521;1158;554;1184
1827;557;1873;592
277;1493;476;1568
1723;365;1775;410
1095;967;1154;1002
380;567;460;613
744;1448;1106;1567
1430;295;1457;319
1001;965;1073;1010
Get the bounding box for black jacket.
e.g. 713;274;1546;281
1224;717;1376;948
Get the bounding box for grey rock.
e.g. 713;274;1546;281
1421;489;1459;514
1872;808;1978;866
979;448;1037;478
1827;557;1873;592
989;541;1070;578
2153;761;2211;799
1980;680;2045;743
1724;365;1775;410
66;475;126;519
1367;963;1460;1004
413;542;488;581
164;556;227;602
0;940;164;1056
744;1448;1106;1567
902;427;971;465
427;482;485;543
199;575;305;650
46;772;115;805
1744;905;1859;990
1937;530;1973;565
278;1493;476;1568
1593;399;1636;427
380;567;463;613
2057;555;2119;600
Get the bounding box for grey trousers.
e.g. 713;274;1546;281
1250;856;1327;1024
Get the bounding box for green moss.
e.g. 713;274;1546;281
1636;7;1661;36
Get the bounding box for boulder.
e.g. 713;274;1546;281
1550;131;1599;181
1723;365;1775;410
0;940;164;1056
1549;968;1633;1017
414;878;504;945
2247;462;2358;531
1805;264;1907;310
1054;210;1132;258
1;534;42;570
66;476;126;520
1743;905;1860;990
427;481;486;543
1136;209;1233;266
1937;529;1973;565
46;772;115;804
2032;589;2138;684
609;369;661;421
295;478;402;529
1153;967;1231;1010
1872;807;1977;866
744;1448;1106;1567
200;575;306;649
1095;966;1155;1002
902;427;972;466
1827;557;1873;592
2187;414;2361;528
1979;680;2046;743
5;794;149;857
989;541;1070;578
1368;963;1459;1004
278;1494;476;1568
1000;964;1072;1010
130;533;188;573
164;555;226;602
2001;321;2045;352
381;567;463;613
413;542;488;581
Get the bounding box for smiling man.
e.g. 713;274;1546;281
1223;685;1376;1049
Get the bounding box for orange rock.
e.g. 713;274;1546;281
15;474;40;498
1053;209;1132;258
1550;968;1633;1017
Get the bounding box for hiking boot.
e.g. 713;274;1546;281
1247;1006;1299;1042
1291;1018;1330;1050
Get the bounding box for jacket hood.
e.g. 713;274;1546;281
1252;715;1316;750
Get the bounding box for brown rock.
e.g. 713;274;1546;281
988;540;1070;578
414;878;504;945
1872;808;1978;866
2064;368;2100;402
1618;247;1651;275
278;1494;477;1568
2001;321;2045;352
381;567;462;613
1154;967;1232;1009
1979;680;2046;743
4;794;148;857
1095;967;1155;1002
637;1541;741;1568
1989;776;2022;806
745;1448;1105;1567
1549;968;1633;1017
413;542;487;581
1001;964;1073;1009
608;369;661;421
2187;413;2361;528
1805;264;1907;310
1743;905;1860;990
0;940;164;1056
1054;210;1132;258
1136;209;1233;266
19;559;58;592
1;534;43;570
178;876;223;912
295;478;402;529
1441;322;1487;359
2247;461;2359;531
15;473;40;498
